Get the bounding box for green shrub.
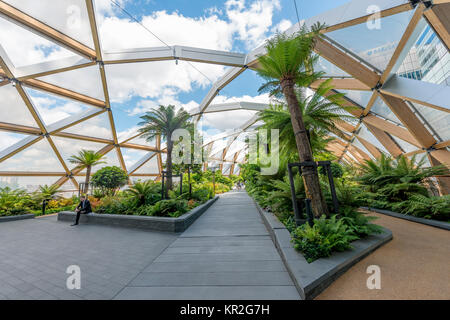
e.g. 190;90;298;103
391;194;450;221
292;215;359;263
0;187;34;216
91;166;128;196
319;162;343;178
125;180;161;206
150;199;188;217
339;206;383;237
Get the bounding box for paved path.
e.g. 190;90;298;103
0;191;299;300
115;191;300;300
317;210;450;300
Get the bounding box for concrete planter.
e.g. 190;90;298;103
57;196;218;233
0;213;35;223
254;200;392;300
361;207;450;231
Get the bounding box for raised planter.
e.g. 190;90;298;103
361;207;450;231
0;213;35;223
57;196;219;233
254;200;392;300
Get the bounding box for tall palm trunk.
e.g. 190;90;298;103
84;165;91;195
281;78;329;217
165;134;173;198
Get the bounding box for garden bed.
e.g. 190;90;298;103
0;213;35;223
361;207;450;231
254;200;392;300
58;196;218;232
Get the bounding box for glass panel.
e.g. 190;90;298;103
25;87;91;126
0;17;76;68
357;124;390;155
59;179;78;197
396;18;450;86
133;157;159;174
51;136;108;169
0;176;60;192
0;84;39;127
130;176;156;184
37;65;104;100
0;132;29;154
0;138;65;172
327;10;415;71
233;165;240;175
4;0;94;47
370;97;402;124
352;138;375;159
411;103;450;141
61;112;113;140
391;136;418;153
408;153;431;168
337;90;373;108
314;56;350;77
120;148;148;169
222;163;232;175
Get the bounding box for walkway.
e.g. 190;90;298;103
0;191;299;300
317;210;450;300
115;191;300;299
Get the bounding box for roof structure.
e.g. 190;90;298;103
0;0;449;195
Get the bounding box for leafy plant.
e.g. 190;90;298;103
91;166;128;196
125;180;162;207
150;199;188;217
391;194;450;221
292;215;358;263
68;150;106;194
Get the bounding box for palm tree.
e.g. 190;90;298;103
256;24;330;217
36;184;62;201
138;105;191;197
68;150;106;194
257;79;354;164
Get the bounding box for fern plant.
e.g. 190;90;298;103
391;194;450;221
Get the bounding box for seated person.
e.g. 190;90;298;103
71;195;92;226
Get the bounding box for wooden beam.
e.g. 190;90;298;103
335;121;356;133
430;149;450;167
0;136;43;163
85;0;102;60
310;78;370;91
362;92;378;116
357;136;382;158
381;4;425;84
366;124;403;157
0;1;96;60
428;152;450;195
363;115;421;147
379;93;436;148
52;131;113;144
423;3;450;49
22;79;106;108
322;3;413;34
349;144;371;161
119;142;160;152
314;38;380;88
0;122;41;135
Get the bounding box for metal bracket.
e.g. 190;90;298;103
372;81;382;91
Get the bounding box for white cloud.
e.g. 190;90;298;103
271;19;293;33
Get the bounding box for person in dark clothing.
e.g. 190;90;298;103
71;195;92;226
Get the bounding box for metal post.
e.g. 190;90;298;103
188;165;192;197
287;165;302;225
161;171;165;199
324;163;339;214
305;199;314;227
179;173;183;195
212;169;216;196
42;199;47;216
